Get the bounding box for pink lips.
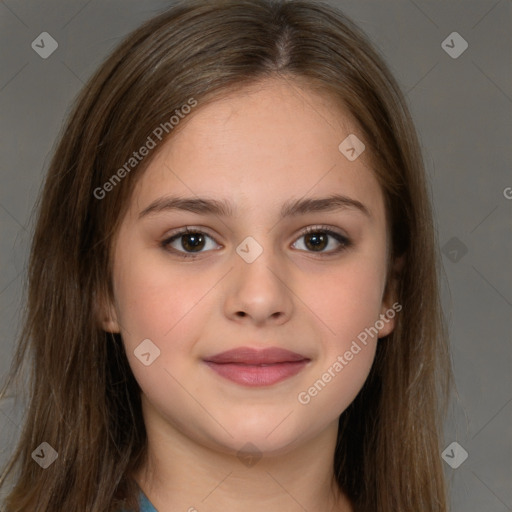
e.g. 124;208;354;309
203;347;310;387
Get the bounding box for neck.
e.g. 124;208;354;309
133;401;353;512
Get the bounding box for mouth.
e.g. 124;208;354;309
203;347;310;387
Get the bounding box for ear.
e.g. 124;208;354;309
94;286;121;333
377;255;405;338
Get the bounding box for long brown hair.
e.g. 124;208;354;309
0;0;453;510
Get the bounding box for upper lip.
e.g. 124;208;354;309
203;347;309;365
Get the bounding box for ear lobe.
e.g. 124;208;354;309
377;306;396;338
94;289;121;333
378;255;405;338
101;315;121;334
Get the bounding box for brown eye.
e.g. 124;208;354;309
162;228;220;258
292;227;351;255
304;232;329;252
179;232;206;252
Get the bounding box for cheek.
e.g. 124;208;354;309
112;246;212;355
297;342;376;422
113;260;212;412
305;254;387;344
295;259;383;415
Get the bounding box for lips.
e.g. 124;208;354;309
203;347;310;387
204;347;308;364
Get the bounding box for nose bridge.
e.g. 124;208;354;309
224;232;293;324
235;233;282;293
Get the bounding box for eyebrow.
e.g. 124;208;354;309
138;193;371;220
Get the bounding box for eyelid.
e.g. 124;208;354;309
299;224;348;239
164;225;217;240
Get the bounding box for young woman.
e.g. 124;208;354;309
0;0;453;510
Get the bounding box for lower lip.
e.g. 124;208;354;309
204;360;309;387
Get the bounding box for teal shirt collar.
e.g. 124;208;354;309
139;490;157;511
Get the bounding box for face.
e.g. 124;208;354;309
101;78;397;457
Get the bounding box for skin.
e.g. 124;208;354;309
100;77;398;512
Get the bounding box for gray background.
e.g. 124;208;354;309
0;0;511;510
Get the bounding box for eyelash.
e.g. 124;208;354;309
160;225;352;260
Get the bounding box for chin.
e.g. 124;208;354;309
205;417;313;458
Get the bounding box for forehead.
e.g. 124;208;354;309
130;78;384;221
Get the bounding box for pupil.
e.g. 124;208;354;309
306;233;327;251
183;233;204;252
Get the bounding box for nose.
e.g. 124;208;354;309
223;244;294;327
